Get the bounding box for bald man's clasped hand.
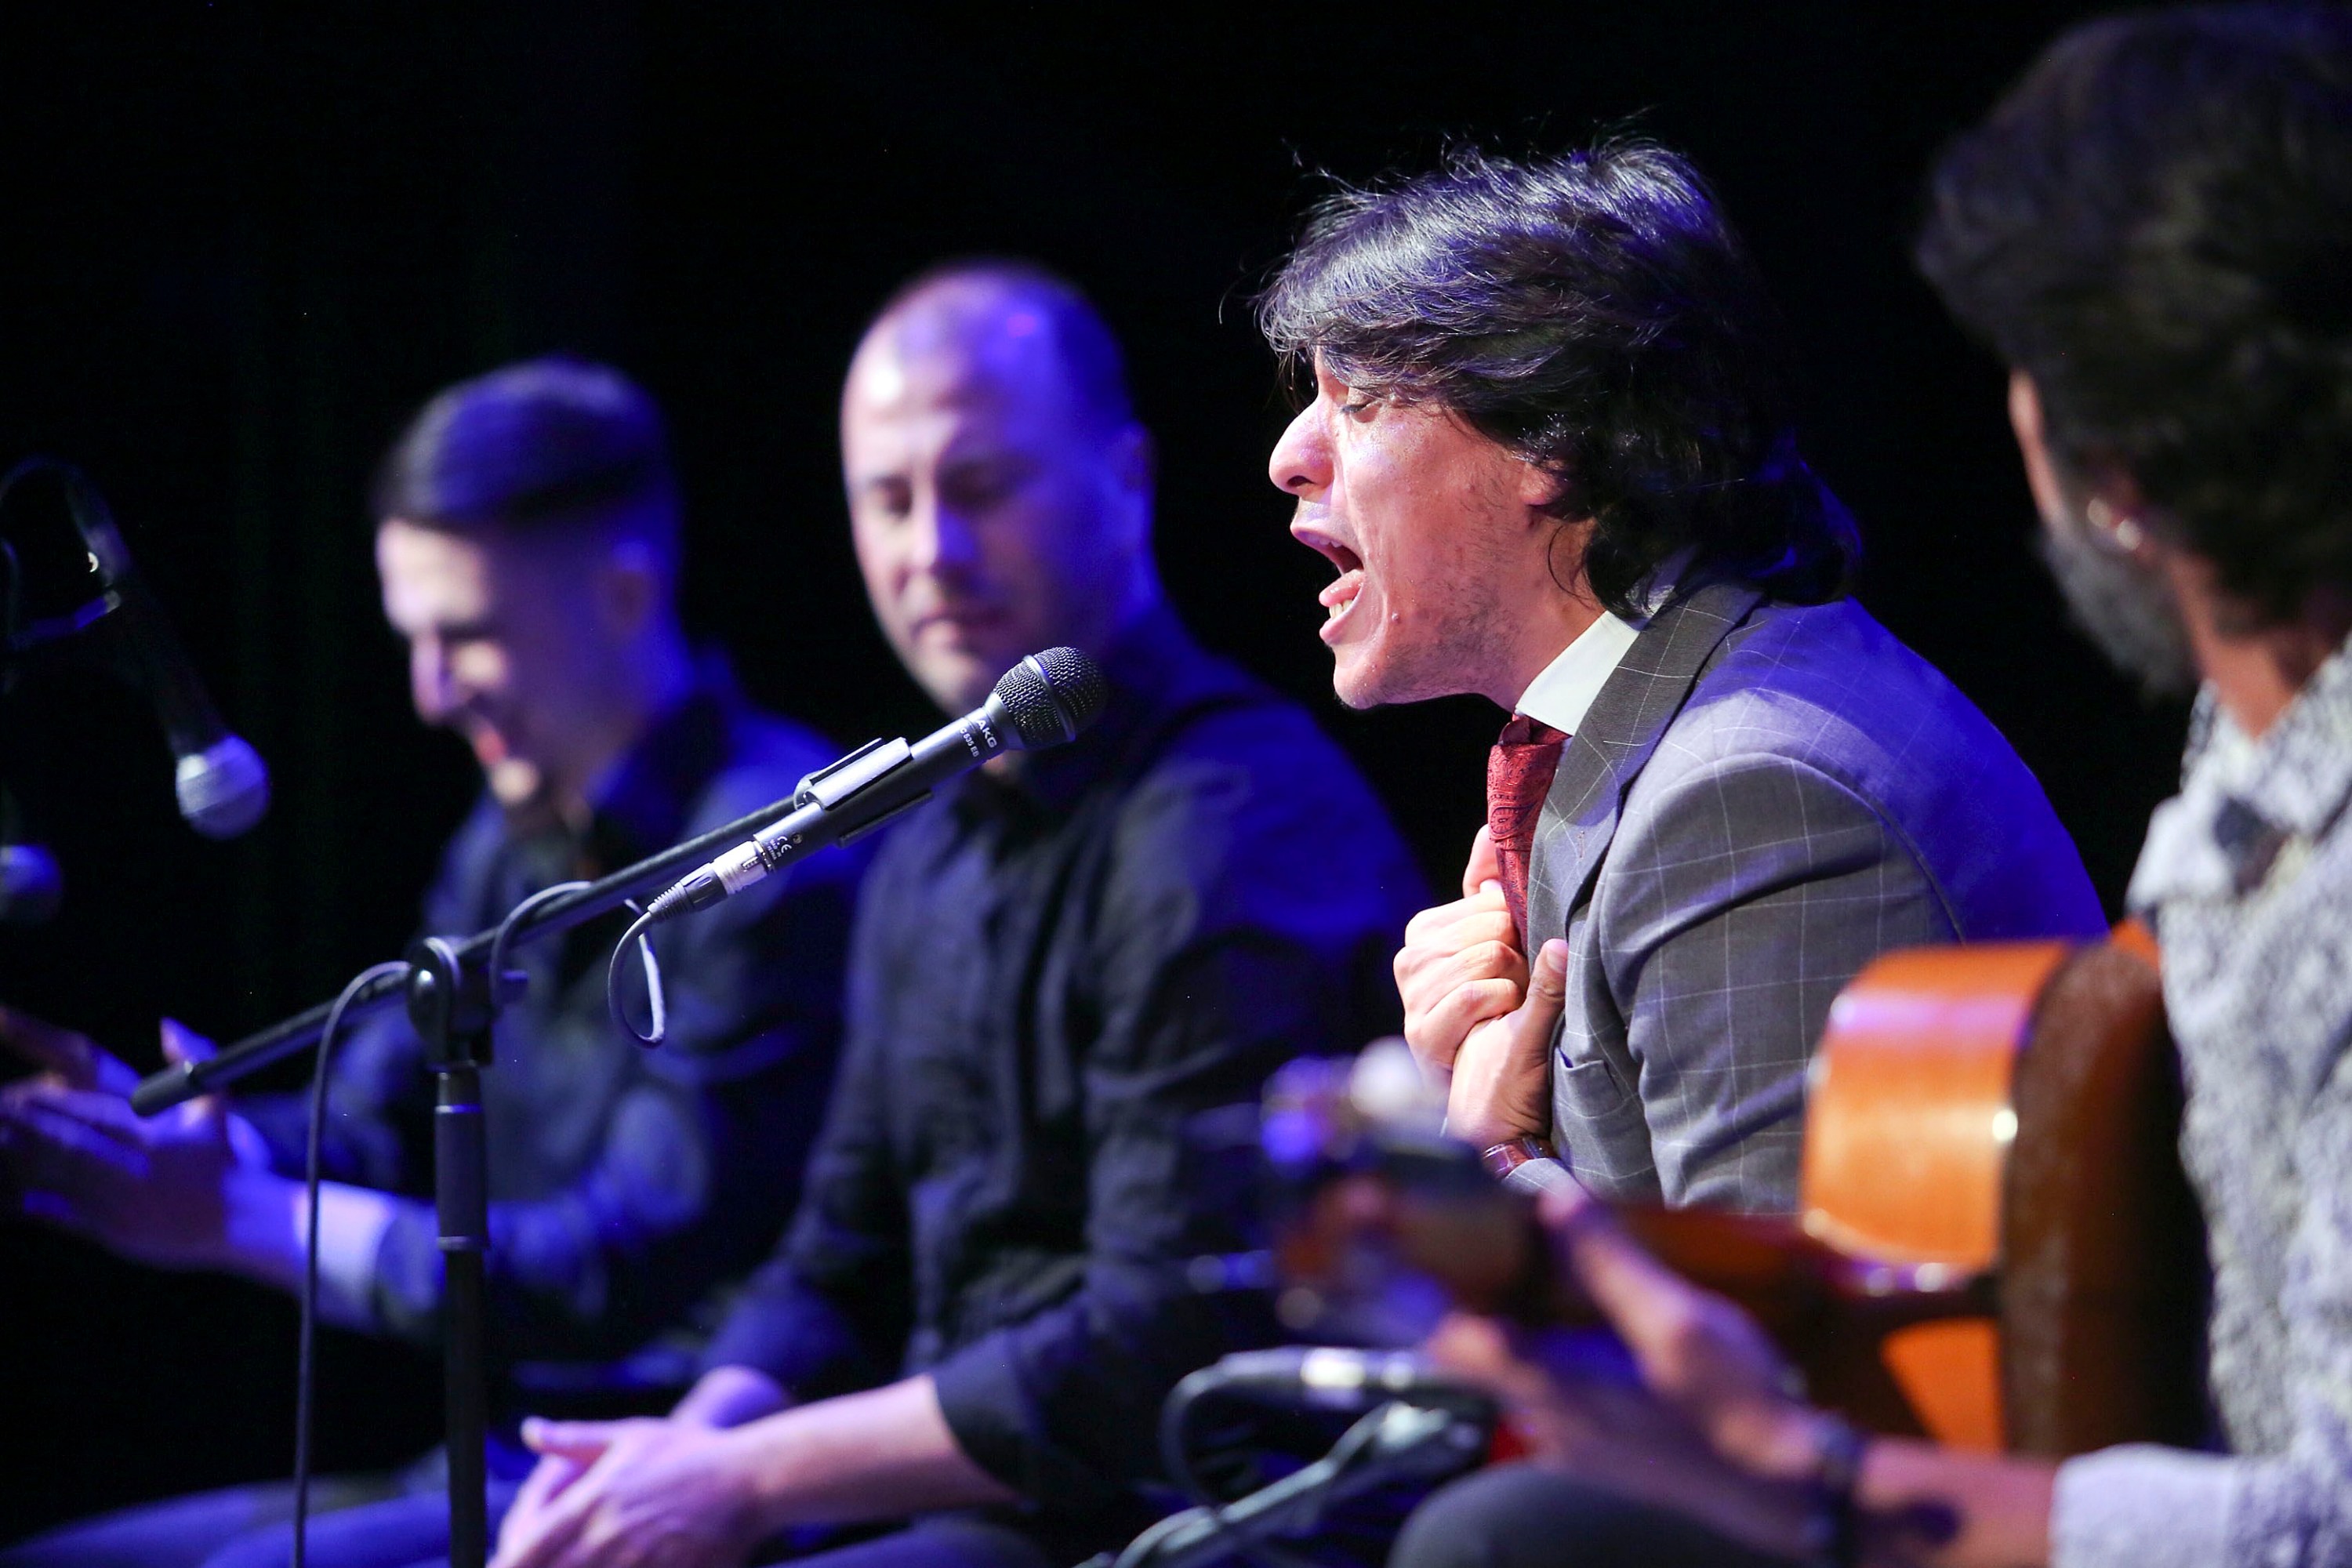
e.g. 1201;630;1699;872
488;1369;1010;1568
492;1409;767;1568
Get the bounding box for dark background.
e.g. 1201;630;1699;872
0;2;2187;1541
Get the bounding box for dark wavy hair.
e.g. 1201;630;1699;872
1257;140;1859;616
372;356;681;563
1918;5;2352;626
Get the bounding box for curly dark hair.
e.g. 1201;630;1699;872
1257;140;1859;617
1918;5;2352;626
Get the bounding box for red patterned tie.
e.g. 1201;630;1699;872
1488;714;1566;946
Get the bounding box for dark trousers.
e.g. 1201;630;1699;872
0;1476;521;1568
2;1489;1077;1568
1390;1464;1793;1568
4;1495;1101;1568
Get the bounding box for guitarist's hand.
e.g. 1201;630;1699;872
1396;827;1529;1085
1442;938;1567;1152
1533;1188;1824;1483
1427;1190;1838;1560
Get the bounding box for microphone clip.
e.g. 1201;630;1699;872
786;735;922;844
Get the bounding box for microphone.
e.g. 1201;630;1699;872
0;786;61;924
63;470;271;839
1175;1347;1494;1418
642;647;1108;925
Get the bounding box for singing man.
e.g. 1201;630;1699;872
1261;142;2105;1213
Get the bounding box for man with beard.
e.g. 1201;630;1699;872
1259;142;2105;1223
481;263;1421;1568
0;359;862;1568
1391;9;2352;1568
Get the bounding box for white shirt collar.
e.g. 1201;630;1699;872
1512;553;1687;735
1514;610;1642;735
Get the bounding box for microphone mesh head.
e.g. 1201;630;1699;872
176;736;272;840
993;647;1109;750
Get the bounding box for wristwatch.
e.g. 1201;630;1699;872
1478;1134;1559;1181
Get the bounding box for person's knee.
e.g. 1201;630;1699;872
1394;1465;1788;1568
0;1483;308;1568
1392;1466;1575;1568
200;1485;464;1568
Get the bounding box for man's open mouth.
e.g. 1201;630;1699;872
1316;543;1365;632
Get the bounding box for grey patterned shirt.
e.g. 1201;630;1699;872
2053;647;2352;1568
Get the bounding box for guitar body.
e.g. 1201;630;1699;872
1800;933;2208;1455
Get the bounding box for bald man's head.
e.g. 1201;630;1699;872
841;263;1159;713
854;263;1135;437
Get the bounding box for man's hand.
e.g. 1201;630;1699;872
492;1417;765;1568
0;1011;266;1269
1441;938;1568;1152
1396;827;1529;1081
499;1448;590;1567
1426;1190;1830;1558
500;1367;791;1562
1436;1188;2064;1566
0;1005;145;1097
1532;1189;1823;1480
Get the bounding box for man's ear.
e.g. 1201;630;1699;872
1104;423;1156;549
2008;371;2150;546
596;539;669;640
1515;456;1570;514
2008;371;2071;529
1112;423;1156;500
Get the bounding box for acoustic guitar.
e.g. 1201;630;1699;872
1262;930;2207;1458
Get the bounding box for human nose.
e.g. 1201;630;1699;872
1269;403;1330;499
410;639;459;724
908;497;982;578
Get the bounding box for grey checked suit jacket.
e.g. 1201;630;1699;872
1515;580;2105;1214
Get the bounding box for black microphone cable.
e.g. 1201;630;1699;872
1145;1370;1345;1568
492;877;668;1049
292;876;628;1566
606;900;666;1048
292;959;412;1568
491;880;593;1018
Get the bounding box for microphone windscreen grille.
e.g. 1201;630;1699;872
1036;647;1109;730
994;647;1109;749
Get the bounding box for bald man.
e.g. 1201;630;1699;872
486;263;1423;1568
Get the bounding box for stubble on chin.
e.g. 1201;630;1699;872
1330;619;1515;712
902;637;1003;715
2037;521;2196;699
1329;651;1388;711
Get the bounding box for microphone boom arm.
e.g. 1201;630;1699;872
132;644;1109;1116
132;776;819;1115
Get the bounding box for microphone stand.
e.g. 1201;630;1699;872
130;781;823;1117
128;780;825;1568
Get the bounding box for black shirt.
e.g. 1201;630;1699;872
703;608;1425;1525
245;660;864;1414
